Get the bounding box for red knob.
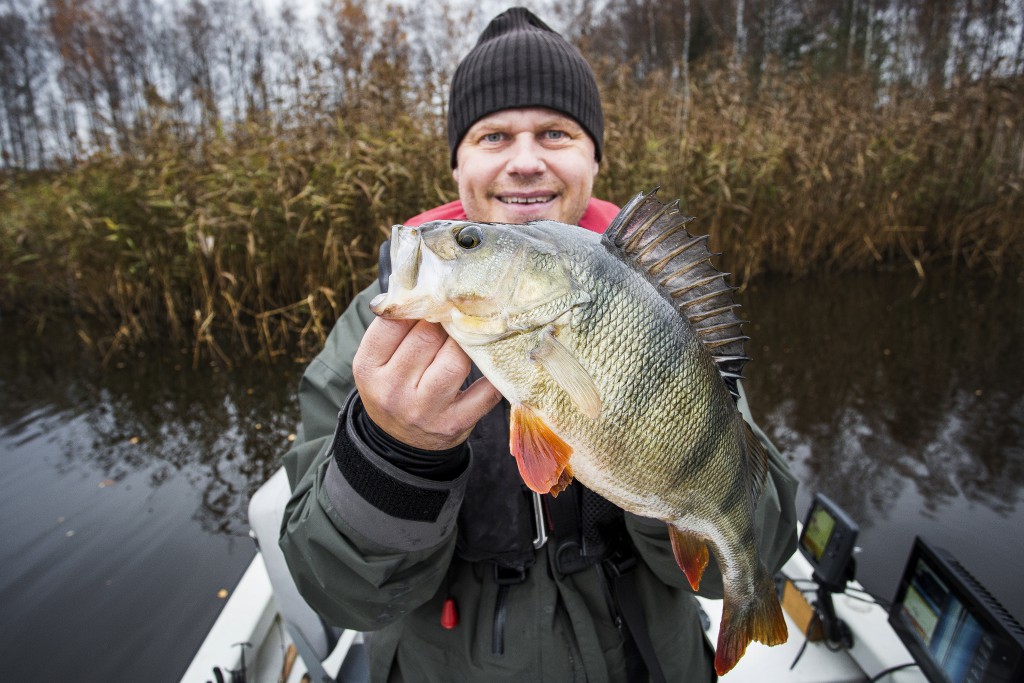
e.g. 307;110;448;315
441;597;459;629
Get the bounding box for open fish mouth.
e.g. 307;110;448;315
370;225;425;318
389;225;422;292
369;225;455;323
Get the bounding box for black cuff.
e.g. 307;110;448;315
354;406;470;482
330;392;465;522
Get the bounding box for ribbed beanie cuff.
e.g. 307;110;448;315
447;7;604;167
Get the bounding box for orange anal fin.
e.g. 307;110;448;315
510;404;574;495
549;465;574;497
667;526;709;591
715;572;788;675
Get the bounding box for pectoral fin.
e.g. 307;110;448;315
668;526;709;591
529;328;601;420
510;403;574;496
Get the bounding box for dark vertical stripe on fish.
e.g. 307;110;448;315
717;473;747;516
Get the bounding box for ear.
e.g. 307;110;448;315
452;166;460;184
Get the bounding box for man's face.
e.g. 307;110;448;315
453;107;599;225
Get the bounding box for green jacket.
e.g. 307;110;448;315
279;281;799;683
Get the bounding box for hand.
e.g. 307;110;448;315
352;317;504;451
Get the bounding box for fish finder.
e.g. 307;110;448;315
799;493;860;592
888;537;1024;683
796;493;860;647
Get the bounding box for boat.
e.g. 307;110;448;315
180;469;1017;683
180;467;368;683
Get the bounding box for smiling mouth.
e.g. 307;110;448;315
498;194;556;205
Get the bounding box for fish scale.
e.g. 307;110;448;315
370;189;787;674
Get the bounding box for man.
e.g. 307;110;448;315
280;8;797;682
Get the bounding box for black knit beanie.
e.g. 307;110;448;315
447;7;604;167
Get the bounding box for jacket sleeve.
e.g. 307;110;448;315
624;382;799;597
278;282;469;630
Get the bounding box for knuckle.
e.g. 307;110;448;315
411;322;445;347
439;343;471;373
437;358;467;383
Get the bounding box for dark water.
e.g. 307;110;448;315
737;268;1024;622
0;268;1021;682
0;326;303;681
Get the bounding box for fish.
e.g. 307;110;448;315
369;189;787;674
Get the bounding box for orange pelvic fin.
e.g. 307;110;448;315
715;571;788;675
667;526;709;591
510;403;574;496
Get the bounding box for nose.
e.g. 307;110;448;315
504;135;546;176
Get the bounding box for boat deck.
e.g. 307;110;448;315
182;546;927;683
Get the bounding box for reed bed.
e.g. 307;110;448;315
2;62;1022;362
596;62;1024;283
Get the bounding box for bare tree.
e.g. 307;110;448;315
735;0;747;71
682;0;692;122
318;0;374;112
0;2;48;167
1015;0;1024;74
3;0;1022;169
44;0;157;153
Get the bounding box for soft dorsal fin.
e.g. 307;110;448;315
602;189;750;399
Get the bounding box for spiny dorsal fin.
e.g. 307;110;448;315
603;189;749;399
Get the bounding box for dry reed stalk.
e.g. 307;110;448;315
2;60;1021;362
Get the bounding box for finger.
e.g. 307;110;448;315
438;378;505;445
390;320;450;369
417;334;473;398
428;377;504;448
454;376;505;426
354;317;418;369
375;320;451;387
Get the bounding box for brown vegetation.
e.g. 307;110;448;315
1;0;1022;362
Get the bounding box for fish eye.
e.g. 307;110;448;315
454;225;483;250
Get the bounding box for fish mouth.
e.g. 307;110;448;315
369;225;451;323
389;226;421;291
370;293;445;321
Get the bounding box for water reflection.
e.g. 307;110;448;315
738;269;1024;617
0;322;306;681
740;270;1024;520
0;322;301;536
2;268;1022;680
12;274;1018;540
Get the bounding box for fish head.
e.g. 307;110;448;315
370;220;587;344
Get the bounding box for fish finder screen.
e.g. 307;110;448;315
800;504;836;563
895;558;995;683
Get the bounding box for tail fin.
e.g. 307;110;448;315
715;568;788;675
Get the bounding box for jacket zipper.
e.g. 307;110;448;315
492;584;509;655
491;563;526;656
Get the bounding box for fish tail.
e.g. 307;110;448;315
714;567;787;675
